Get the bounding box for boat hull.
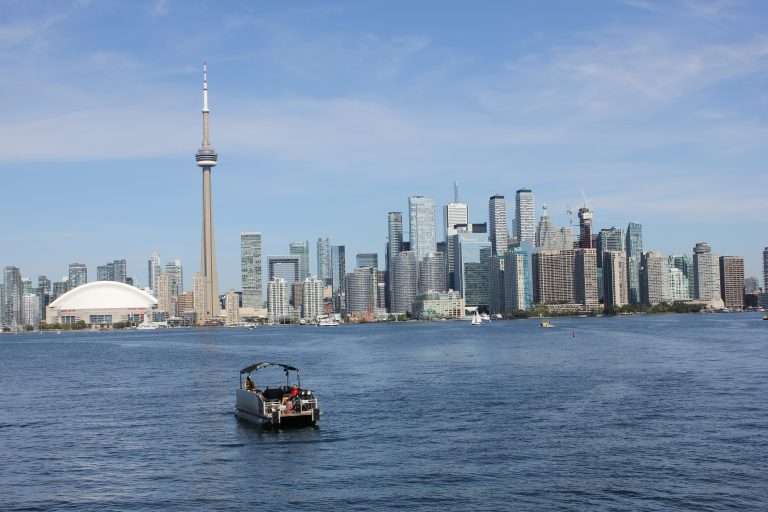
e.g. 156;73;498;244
235;389;319;429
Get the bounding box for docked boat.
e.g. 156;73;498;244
235;362;320;429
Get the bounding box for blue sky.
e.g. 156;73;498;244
1;0;767;290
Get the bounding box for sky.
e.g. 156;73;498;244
1;0;767;290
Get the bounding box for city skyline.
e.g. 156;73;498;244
1;1;767;288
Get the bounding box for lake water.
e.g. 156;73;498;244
1;314;767;511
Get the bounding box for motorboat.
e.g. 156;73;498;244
235;362;320;429
540;319;554;328
480;313;491;322
318;316;339;327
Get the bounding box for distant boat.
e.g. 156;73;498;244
480;313;491;323
471;311;482;326
318;317;339;327
540;320;554;328
763;315;768;321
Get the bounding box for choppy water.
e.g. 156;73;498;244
1;314;767;511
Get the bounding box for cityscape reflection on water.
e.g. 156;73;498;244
1;314;767;511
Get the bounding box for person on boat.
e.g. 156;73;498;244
244;375;255;391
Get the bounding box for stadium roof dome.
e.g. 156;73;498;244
49;281;158;310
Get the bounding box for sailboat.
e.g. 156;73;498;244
471;311;482;326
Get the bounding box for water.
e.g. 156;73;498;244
1;314;767;511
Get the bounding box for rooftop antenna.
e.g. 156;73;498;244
453;181;459;203
566;206;574;226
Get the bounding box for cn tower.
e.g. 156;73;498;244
195;63;220;321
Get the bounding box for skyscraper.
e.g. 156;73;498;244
240;232;262;309
301;277;324;321
331;245;346;294
693;242;721;303
3;266;23;328
719;256;744;310
763;247;768;292
267;278;290;323
532;250;575;305
515;189;535;245
603;251;628;307
408;196;437;261
669;254;694;300
345;267;377;319
68;263;87;289
22;293;40;327
444;199;469;290
195;63;220;323
165;260;183;301
488;195;508;256
455;232;491;308
268;257;300;286
418;252;446;294
578;207;593;249
641;250;666;306
289;241;310;281
225;290;240;326
626;222;643;304
386;212;403;308
504;247;532;312
148;252;161;295
535;206;558;249
316;237;331;284
596;228;624;267
391;251;419;314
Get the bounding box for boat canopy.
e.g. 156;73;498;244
240;362;299;375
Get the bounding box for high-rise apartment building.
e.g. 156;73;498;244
535;206;558;249
575;249;599;307
603;251;628;307
596;228;623;268
488;255;505;315
503;247;532;312
488;195;508;256
165;260;183;298
418;252;446;294
578;208;593;249
345;267;377;318
532;250;575;305
68;263;87;289
22;294;40;327
391;251;418;314
641;250;666;306
148;252;161;295
267;278;290;323
515;189;535;245
455;232;491;308
192;273;207;323
669;255;694;300
301;277;324;321
444;201;468;291
408;196;437;261
386;212;404;308
268;256;300;305
693;242;721;302
719;256;744;310
356;253;378;269
763;247;768;292
225;290;240;326
156;273;174;317
665;267;689;302
3;267;23;328
316;237;331;284
625;223;643;304
240;232;262;308
289;241;310;281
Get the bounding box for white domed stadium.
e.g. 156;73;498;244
46;281;157;327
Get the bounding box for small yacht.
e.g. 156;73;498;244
235;362;320;429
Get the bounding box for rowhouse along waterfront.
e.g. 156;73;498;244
2;314;767;511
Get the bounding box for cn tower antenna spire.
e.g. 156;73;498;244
202;61;209;113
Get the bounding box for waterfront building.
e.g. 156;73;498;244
504;246;533;312
413;291;465;320
267;277;290;323
488;255;505;315
225;289;240;325
148;252;161;295
195;64;220;323
46;281;157;327
603;251;628;307
178;292;195;320
575;248;599;307
3;266;23;328
68;263;88;290
641;251;666;306
693;242;721;303
533;250;575;305
386;212;404;309
626;223;643;304
316;237;331;284
455;232;491;309
515;189;535;245
418;252;446;294
156;273;174;317
331;245;346;295
665;267;689;302
578;208;593;249
409;196;437;261
240;232;262;308
289;241;310;280
345;267;377;319
192;273;207;323
22;294;40;327
356;253;378;269
719;256;744;310
301;277;324;321
391;251;419;314
669;255;694;299
268;256;300;304
488;194;508;256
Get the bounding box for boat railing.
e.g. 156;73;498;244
262;396;318;415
